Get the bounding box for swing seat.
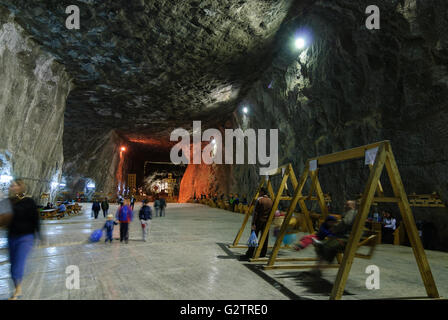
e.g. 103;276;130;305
263;234;378;270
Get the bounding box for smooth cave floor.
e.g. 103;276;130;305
0;203;447;300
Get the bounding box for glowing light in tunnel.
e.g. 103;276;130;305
295;37;306;49
51;181;59;190
87;182;95;189
121;146;126;152
211;139;216;145
242;107;248;114
0;175;13;183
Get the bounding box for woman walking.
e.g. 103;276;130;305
7;179;41;299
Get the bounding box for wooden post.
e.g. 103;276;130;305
266;165;310;267
383;143;439;298
330;143;387;300
310;169;329;220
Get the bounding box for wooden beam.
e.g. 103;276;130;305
308;141;388;166
384;145;439;298
372;197;401;203
262;163;291;176
264;264;340;270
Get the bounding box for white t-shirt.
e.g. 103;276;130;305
384;218;396;230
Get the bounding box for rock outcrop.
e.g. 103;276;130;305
0;8;72;201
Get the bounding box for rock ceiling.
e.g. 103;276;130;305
1;0;294;146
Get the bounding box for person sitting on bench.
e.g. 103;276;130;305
381;210;396;244
239;187;273;261
57;203;66;215
292;216;337;251
313;200;358;274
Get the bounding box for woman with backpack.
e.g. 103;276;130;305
116;199;133;243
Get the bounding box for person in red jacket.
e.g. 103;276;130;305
116;199;133;244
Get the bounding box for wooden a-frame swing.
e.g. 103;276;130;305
229;163;316;257
263;140;439;300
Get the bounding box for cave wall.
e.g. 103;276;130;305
62;130;127;198
0;8;72;201
183;0;448;249
230;0;448;249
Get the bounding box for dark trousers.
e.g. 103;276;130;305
8;234;34;286
105;230;113;242
120;223;129;242
382;227;394;244
102;209;108;218
245;220;268;258
93;210;100;219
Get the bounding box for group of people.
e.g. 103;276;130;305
101;196;167;244
91;198;110;219
194;193;249;209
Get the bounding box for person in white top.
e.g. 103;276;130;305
382;211;396;244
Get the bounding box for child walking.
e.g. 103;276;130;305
103;214;118;243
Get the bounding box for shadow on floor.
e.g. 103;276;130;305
216;242;309;300
216;242;242;259
274;271;354;296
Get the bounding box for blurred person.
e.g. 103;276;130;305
130;195;136;210
292;215;337;251
92;200;101;219
101;198;109;218
43;202;53;210
139;199;152;241
103;214;118;243
159;196;167;217
7;179;42;299
232;194;240;211
154;196;160;217
312;200;358;276
239;188;273;261
381;210;396;244
116;199;133;243
57;202;66;217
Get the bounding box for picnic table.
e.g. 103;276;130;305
40;208;64;220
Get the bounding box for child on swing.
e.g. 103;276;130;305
292;215;337;251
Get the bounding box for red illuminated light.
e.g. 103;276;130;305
121;147;126;152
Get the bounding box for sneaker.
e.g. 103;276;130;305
312;238;323;246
